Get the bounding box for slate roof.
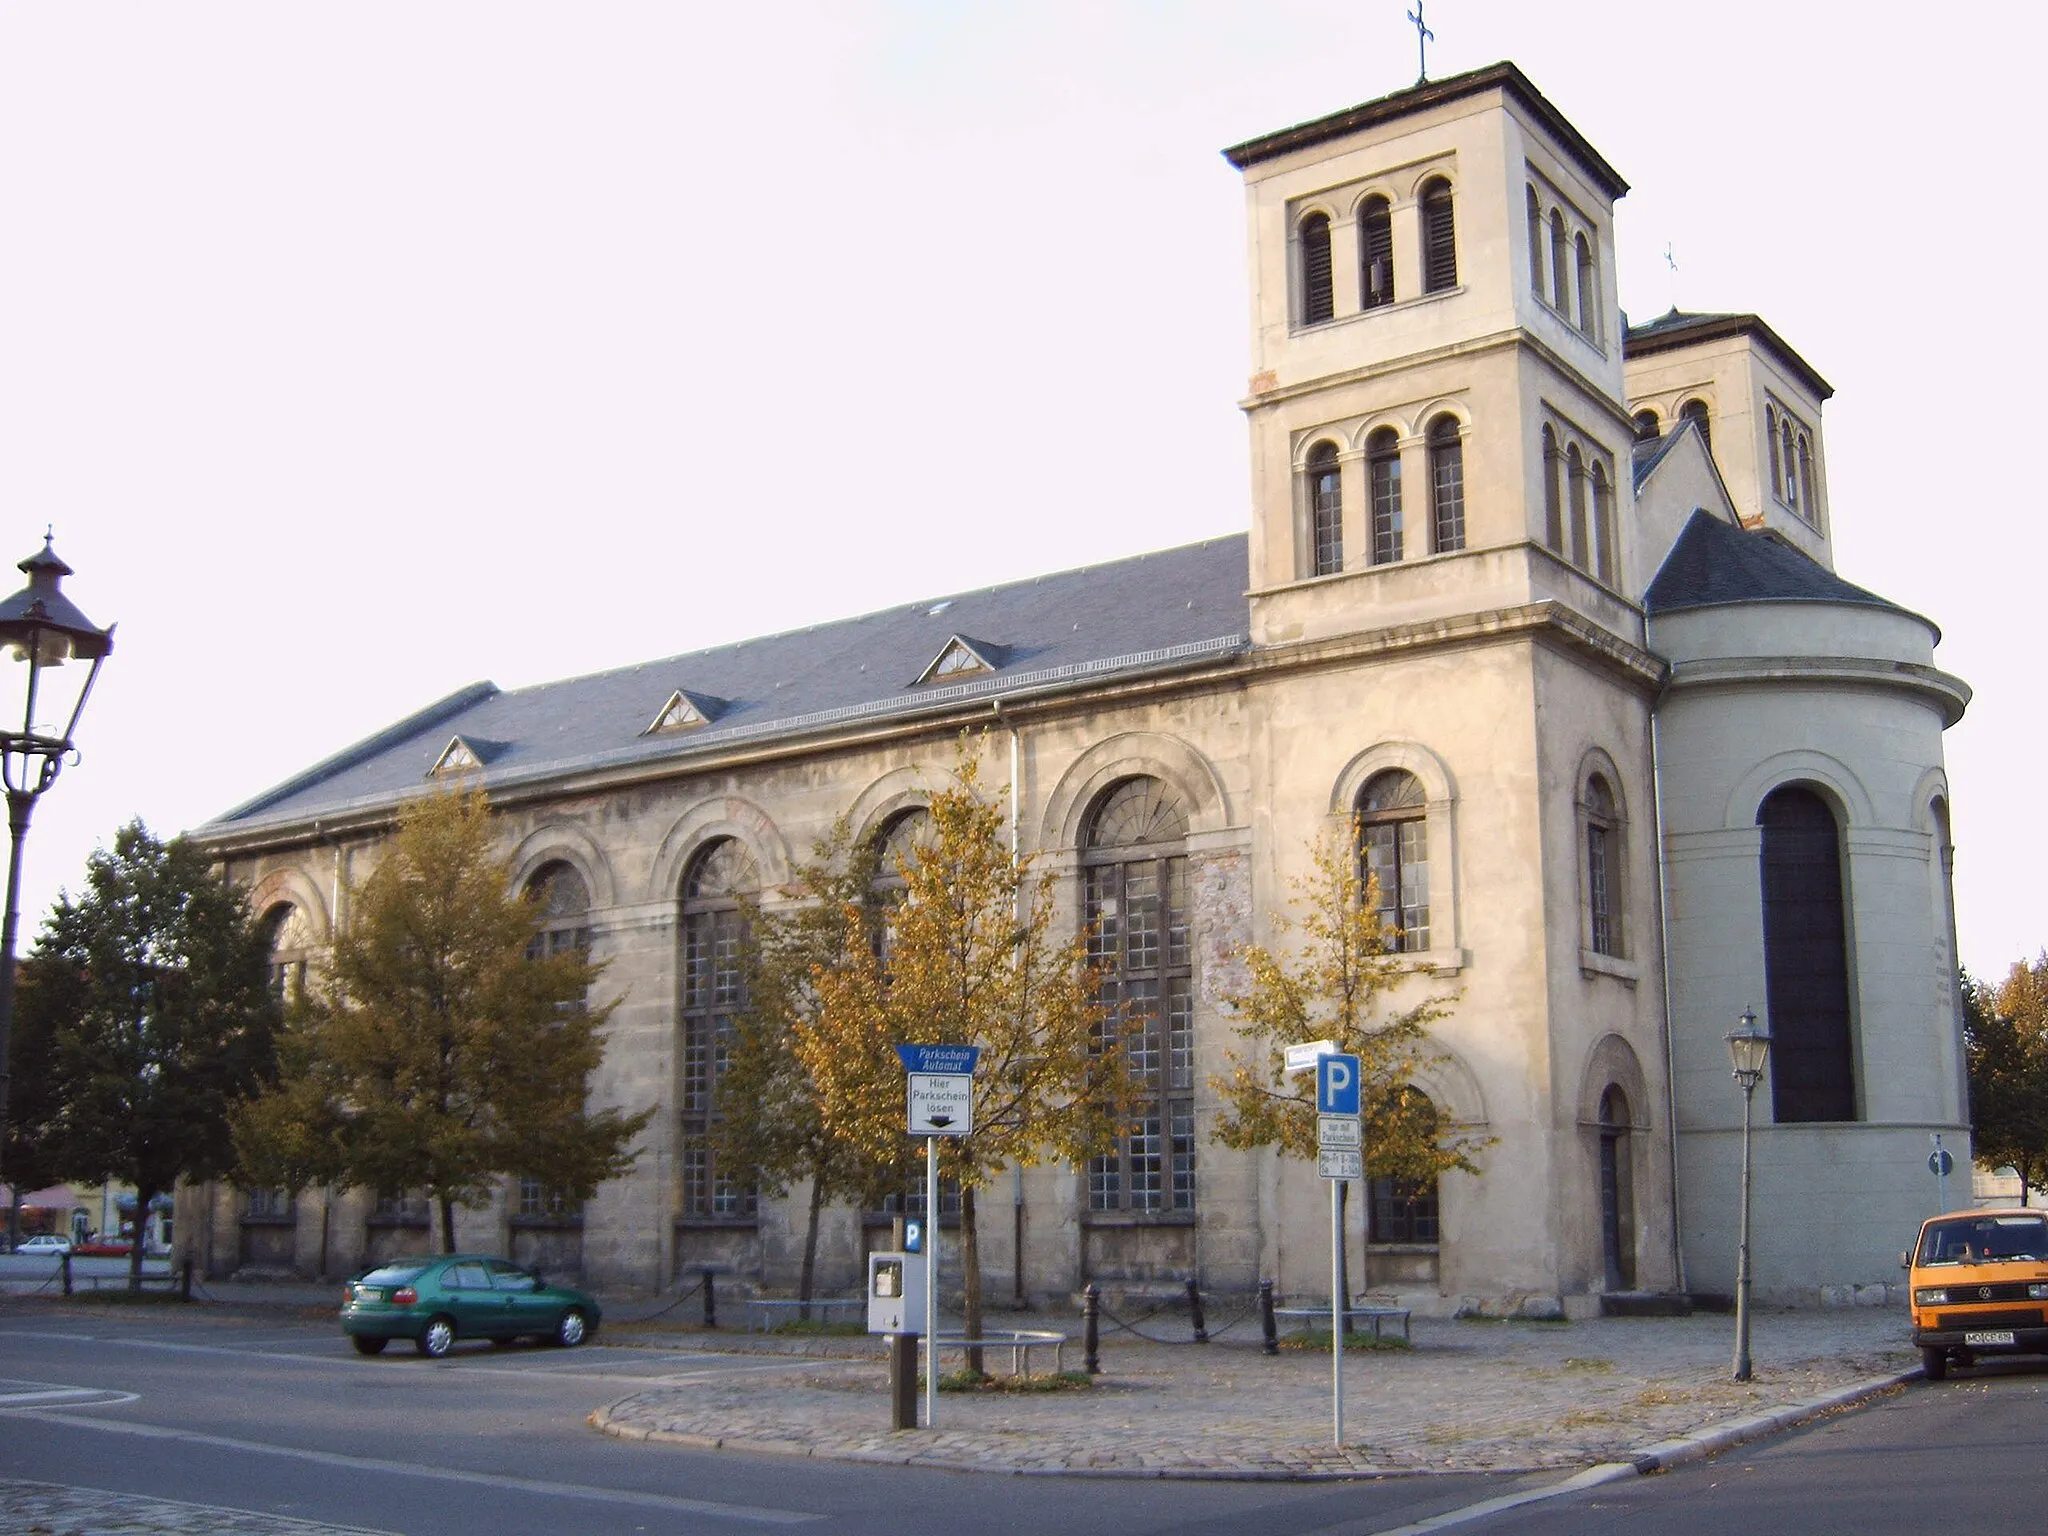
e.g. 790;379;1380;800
1644;510;1917;623
207;536;1253;834
1622;308;1834;401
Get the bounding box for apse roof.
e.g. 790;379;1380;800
206;536;1252;834
1644;509;1924;629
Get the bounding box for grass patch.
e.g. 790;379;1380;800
937;1368;1093;1393
767;1318;867;1337
1274;1328;1412;1353
1560;1357;1614;1373
63;1287;189;1306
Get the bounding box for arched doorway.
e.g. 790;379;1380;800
1598;1085;1636;1291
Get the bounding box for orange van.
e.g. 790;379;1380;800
1907;1207;2048;1380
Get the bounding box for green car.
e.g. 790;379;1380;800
341;1255;600;1358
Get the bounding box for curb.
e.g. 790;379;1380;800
588;1369;1920;1484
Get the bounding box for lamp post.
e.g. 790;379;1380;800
0;537;114;1244
1725;1006;1773;1383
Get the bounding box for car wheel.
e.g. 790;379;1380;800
1921;1346;1948;1381
554;1308;589;1348
351;1336;389;1357
416;1316;457;1358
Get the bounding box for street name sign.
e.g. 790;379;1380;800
1317;1147;1364;1181
1284;1039;1338;1073
908;1073;974;1136
1317;1115;1361;1148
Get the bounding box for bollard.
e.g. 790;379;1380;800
1186;1276;1208;1343
1082;1282;1101;1375
1260;1279;1278;1356
180;1256;193;1302
701;1269;717;1329
61;1252;73;1297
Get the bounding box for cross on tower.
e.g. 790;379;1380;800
1408;3;1434;84
1664;241;1681;314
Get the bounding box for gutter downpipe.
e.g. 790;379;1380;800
994;698;1027;1307
1648;708;1688;1295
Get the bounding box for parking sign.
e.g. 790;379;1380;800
1316;1053;1361;1116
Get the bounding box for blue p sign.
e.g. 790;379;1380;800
903;1218;923;1254
1317;1053;1362;1116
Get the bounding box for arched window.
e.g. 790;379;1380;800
1359;770;1429;952
1574;233;1597;336
525;860;591;960
1758;786;1856;1122
1300;212;1334;325
868;807;931;968
1584;774;1621;956
1549;210;1570;312
261;901;310;1002
1427;415;1465;554
1566;444;1589;570
1526;187;1544;298
1359;195;1394;309
1369;1086;1440;1242
1590;462;1615;585
1368;427;1403;565
1766;406;1784;499
1781;419;1799;513
1796;435;1816;523
1542;425;1564;550
1421;178;1457;293
1307;440;1343;576
1632;409;1660;443
1083;778;1194;1215
681;838;759;1220
1598;1085;1636;1289
1679;398;1711;452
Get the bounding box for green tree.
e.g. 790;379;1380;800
1210;820;1488;1285
1966;959;2048;1204
15;821;279;1288
795;753;1131;1369
707;822;916;1307
240;788;650;1251
3;965;66;1250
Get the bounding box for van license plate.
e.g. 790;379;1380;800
1964;1330;2015;1346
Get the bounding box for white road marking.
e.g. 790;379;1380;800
0;1384;139;1408
18;1409;824;1524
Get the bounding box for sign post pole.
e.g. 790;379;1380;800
1313;1050;1363;1451
1331;1173;1344;1448
925;1133;940;1431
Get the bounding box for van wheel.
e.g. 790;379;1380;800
1921;1346;1948;1381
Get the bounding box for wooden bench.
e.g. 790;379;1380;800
1273;1301;1411;1342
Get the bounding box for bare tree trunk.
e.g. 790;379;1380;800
961;1184;984;1377
128;1185;154;1293
798;1176;825;1318
317;1186;330;1280
437;1194;455;1254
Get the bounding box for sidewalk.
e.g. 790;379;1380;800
591;1302;1919;1479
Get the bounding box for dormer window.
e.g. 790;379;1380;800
645;690;726;735
429;736;487;777
917;635;1002;685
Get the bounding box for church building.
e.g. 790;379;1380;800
190;62;1969;1315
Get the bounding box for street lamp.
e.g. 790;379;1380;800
1725;1005;1773;1383
0;537;114;1241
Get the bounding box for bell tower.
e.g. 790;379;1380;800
1224;64;1638;647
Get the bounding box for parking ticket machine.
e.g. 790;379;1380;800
866;1250;925;1335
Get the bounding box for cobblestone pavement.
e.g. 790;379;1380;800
0;1478;398;1535
593;1305;1919;1479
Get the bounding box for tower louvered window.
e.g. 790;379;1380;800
1542;426;1564;550
1680;398;1711;452
1574;233;1597;336
1566;444;1589;569
1526;187;1544;297
1368;427;1403;564
1550;210;1570;311
1428;415;1464;554
1360;195;1394;308
1308;440;1343;575
1300;212;1334;324
1084;778;1194;1215
1421;178;1457;292
1591;462;1615;585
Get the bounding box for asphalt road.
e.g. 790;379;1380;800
0;1305;1534;1536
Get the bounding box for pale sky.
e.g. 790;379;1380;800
1;1;2039;982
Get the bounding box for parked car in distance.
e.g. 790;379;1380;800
340;1255;600;1358
1907;1207;2048;1380
12;1234;71;1255
73;1237;135;1258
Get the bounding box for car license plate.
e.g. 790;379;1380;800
1964;1329;2015;1346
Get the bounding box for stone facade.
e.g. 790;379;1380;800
186;62;1967;1315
